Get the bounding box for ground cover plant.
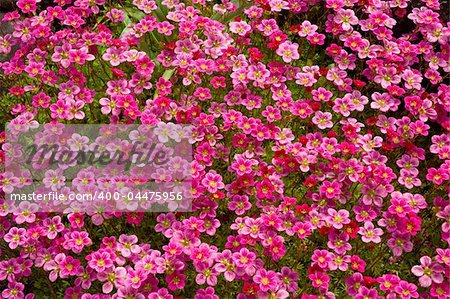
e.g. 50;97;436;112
0;0;449;298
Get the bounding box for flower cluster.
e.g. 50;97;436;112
0;0;449;298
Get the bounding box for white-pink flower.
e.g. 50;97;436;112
229;21;251;36
312;111;333;129
411;256;444;287
276;41;300;63
359;222;383;243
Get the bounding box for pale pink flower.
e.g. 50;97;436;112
276;41;300;63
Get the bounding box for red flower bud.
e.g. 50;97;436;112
353;79;366;88
327;130;338;138
299;135;308;145
366;117;377;126
310;102;321;111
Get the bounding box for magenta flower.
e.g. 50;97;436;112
87;250;114;273
311;249;332;269
253;269;279;292
1;280;24;299
388;193;412;217
426;167;449;185
394;281;419;299
354;286;380;299
63;231;92;254
201;170;225;193
59;255;82;278
228;195;251;215
126;268;148;289
387;232;413;257
4;227;26;249
319;180;342;199
309;271;330;289
233;248;257;276
148;288;173;299
69;47;95;65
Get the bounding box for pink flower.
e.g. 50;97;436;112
312;87;333;102
294;222;312;239
1;280;24;299
52;43;72;68
253;269;279;292
319;180;342;199
229;21;251;36
276;41;300;63
233;248;256;276
50;99;70;119
63;231;92;253
388;232;413;257
311;249;332;269
43;216;65;239
298;21;318;37
166;272;186;291
389;193;412;217
87;250;114;272
358;222;383;243
0;172;19;194
426;168;449;185
59;255;82;278
247;62;270;86
430;283;450;299
102;46;125;66
411;256;444;287
196;263;219;286
228;195;251;215
262;106;282;122
402;69;423;90
43;169;66;191
106;8;124;22
374;67;401;88
148;288;173;299
334;9;359;30
309;271;330;289
201;170;225;193
257;19;278;36
354;287;380;299
435;248;450;266
4;227;26;249
394;281;419;299
118;234;141;258
327;209;351;229
295;72;317;87
126;268;148;289
312;111;333;129
69;47;95;65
